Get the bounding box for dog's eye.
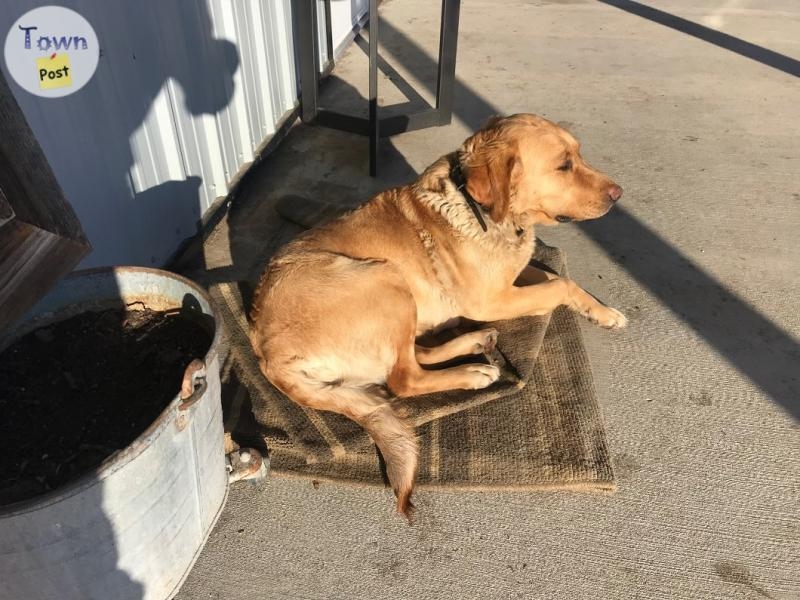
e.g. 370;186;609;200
557;159;572;172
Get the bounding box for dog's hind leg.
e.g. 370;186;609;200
414;328;498;365
255;257;425;519
389;344;500;398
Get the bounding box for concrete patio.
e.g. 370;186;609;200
174;1;799;598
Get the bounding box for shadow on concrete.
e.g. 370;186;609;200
581;210;800;419
352;32;432;116
597;0;799;78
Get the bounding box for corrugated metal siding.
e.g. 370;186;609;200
0;0;308;268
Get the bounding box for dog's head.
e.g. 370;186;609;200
459;114;622;226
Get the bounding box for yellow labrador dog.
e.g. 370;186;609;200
250;114;625;517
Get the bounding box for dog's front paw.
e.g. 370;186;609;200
464;364;501;389
590;306;628;329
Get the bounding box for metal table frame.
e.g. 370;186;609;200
295;0;461;176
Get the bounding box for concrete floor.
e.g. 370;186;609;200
175;1;799;598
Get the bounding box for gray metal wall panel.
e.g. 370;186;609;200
0;0;307;268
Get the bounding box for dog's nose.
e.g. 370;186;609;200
608;184;623;203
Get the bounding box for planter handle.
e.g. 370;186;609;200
179;359;207;410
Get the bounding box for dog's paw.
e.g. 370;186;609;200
464;364;501;389
472;328;499;354
590;306;628;329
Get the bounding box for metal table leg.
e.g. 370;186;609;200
436;0;461;123
368;0;379;176
296;0;319;124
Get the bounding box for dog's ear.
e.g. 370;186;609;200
465;145;520;224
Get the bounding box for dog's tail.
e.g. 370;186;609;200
265;367;418;519
355;393;418;518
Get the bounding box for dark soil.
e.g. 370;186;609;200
0;308;212;506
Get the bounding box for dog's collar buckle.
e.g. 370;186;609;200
451;162;488;233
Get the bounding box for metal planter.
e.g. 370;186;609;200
0;267;227;600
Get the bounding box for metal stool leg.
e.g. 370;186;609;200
296;0;319;123
436;0;461;124
368;0;379;176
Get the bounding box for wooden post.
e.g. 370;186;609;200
0;72;91;333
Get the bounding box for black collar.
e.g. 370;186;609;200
450;160;488;232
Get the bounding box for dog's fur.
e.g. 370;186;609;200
250;114;625;518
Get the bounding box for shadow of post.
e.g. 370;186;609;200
597;0;800;78
580;210;800;418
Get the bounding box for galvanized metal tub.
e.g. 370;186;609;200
0;267;227;600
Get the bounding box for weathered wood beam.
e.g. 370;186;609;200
0;72;91;333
